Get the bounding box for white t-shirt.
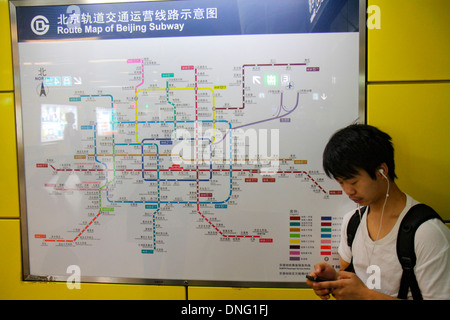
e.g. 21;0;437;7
338;194;450;300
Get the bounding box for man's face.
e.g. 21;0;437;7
335;169;384;206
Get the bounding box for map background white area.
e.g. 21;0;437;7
19;32;359;284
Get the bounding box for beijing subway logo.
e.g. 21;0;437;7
31;15;50;35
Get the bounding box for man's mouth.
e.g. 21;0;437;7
350;197;362;204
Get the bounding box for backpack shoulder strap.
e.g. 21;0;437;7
397;203;444;300
347;206;367;247
345;206;367;272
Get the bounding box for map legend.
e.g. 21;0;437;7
289;215;301;261
320;216;332;256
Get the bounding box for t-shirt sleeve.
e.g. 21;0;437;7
414;218;450;300
338;210;355;264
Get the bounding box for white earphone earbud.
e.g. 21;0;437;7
378;168;389;197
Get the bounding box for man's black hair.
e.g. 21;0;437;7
323;124;397;181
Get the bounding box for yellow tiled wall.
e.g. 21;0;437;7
367;0;450;220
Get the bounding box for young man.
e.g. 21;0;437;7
306;124;450;300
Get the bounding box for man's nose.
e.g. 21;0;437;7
342;183;356;196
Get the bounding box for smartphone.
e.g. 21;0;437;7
306;275;329;282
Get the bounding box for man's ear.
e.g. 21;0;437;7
376;163;388;180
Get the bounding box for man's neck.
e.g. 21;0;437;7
366;182;406;241
369;182;406;219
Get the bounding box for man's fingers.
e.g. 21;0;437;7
314;262;328;274
337;271;354;280
311;286;332;300
314;279;341;290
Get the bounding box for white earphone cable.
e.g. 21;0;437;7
368;169;390;265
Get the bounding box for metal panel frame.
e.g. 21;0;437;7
10;0;367;288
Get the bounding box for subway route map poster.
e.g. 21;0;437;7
12;0;362;286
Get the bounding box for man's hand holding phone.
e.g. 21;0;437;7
305;262;338;300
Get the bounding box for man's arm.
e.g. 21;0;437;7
339;258;350;271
